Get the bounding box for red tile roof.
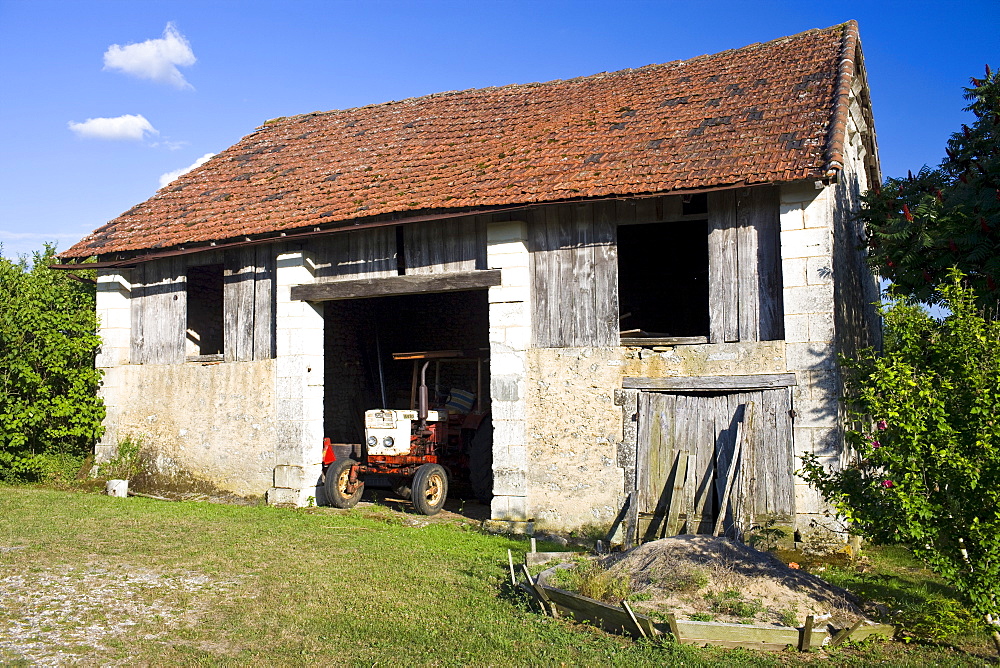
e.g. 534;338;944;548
63;21;864;259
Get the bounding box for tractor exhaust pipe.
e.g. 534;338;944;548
418;360;430;424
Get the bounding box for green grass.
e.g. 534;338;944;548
0;487;995;666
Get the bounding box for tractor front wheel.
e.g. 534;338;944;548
324;459;363;509
411;463;448;515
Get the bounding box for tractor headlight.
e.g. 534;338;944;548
367;435;377;447
382;436;394;448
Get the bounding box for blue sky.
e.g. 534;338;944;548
0;0;997;259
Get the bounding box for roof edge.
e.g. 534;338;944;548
824;19;860;178
55;183;768;266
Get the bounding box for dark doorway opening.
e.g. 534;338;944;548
322;289;492;503
186;264;224;358
617;222;709;337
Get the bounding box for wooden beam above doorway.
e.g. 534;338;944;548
622;373;797;391
290;269;502;302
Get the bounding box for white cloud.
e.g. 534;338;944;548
68;114;158;141
159;153;215;188
103;22;196;89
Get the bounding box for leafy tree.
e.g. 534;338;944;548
860;66;1000;313
0;245;104;482
801;272;1000;652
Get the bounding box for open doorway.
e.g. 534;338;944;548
322;289;492;505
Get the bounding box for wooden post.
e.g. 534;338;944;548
799;615;814;651
665;613;683;643
829;619;863;648
507;549;516;587
521;564;556;618
622;600;647;639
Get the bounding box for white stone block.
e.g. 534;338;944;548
503;325;530;350
802;369;840;401
793;483;825;515
811;428;843;457
490;302;528;328
494;444;528;470
785;342;836;371
783;285;834;315
493;468;527;495
488;284;530;304
273;464;305;488
302;399;324;423
501;265;530;287
808;312;835;342
486;221;528;244
106;308;132;330
276;397;304;420
784;314;809;343
806;257;834;285
267;487;302;506
490;350;527;376
779;181;820;205
779;202;805;231
493;419;526;447
793;399;839;429
491;375;521;402
490;494;510;519
781;258;808;287
486;250;528;270
491;399;526;421
506;495;529;521
780;227;832;259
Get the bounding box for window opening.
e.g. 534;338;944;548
186;264;224;359
618;221;709;341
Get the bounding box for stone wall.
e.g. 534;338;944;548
524;341;787;532
99;360;278;500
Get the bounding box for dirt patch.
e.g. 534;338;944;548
0;563;240;666
594;535;861;628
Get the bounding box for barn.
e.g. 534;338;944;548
60;21;880;539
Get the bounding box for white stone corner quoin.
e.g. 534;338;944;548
486;220;532;525
269;250;324;506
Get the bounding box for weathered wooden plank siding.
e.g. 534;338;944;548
131;257;186;364
529;202;617;348
749;187;784;341
312;227;396;281
637;387;794;538
224;249;256;362
130;246;275;364
222;246;276;361
252;245;276;360
708;187;783;343
708;190;739;343
404;216;485;274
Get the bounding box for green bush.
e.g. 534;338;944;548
0;245;104;483
801;272;1000;643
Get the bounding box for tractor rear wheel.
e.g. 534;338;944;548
324;459;363;509
411;463;448;515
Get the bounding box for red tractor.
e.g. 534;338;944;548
322;350;490;515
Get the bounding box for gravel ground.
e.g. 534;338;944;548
0;559;237;665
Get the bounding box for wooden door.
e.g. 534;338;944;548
636;389;793;542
